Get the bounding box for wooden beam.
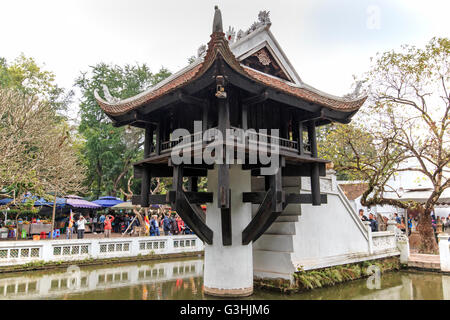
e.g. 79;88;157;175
134;192;213;205
242;90;269;106
177;92;208;107
174;191;213;245
134;164;208;178
249;163;326;177
243;192;327;204
242;188;275;245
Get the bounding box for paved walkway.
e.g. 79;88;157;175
408;253;441;270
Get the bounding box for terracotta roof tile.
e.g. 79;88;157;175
339;183;369;201
96;31;366;117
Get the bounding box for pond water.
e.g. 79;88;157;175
0;257;448;300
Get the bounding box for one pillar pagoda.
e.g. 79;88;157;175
96;7;366;297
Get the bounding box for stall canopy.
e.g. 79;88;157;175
66;195;101;209
92;196;124;208
0;198;13;206
111;201;139;210
34;197;67;208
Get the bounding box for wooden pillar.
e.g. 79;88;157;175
187;177;198;192
218;96;231;246
242;104;248;130
217;98;230;209
270;165;283;212
202;103;209;132
173;165;184;203
155;116;162;155
308;121;321;206
144;124;153;157
140;124;154;208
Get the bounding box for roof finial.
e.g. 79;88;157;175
212;5;223;33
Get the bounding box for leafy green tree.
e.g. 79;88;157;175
75;63;171;198
0;54;72;112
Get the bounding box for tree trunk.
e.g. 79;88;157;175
416;207;438;254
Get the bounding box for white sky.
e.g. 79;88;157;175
1;0;449;121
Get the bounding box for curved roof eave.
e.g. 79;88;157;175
96;28;366;120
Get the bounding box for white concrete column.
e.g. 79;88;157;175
204;165;253;297
364;221;373;254
438;234;450;272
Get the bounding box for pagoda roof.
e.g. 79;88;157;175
95;8;366;122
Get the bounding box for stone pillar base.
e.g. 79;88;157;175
204;286;253;297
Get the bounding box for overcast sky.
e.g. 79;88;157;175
1;0;449;120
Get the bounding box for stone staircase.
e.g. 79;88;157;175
252;176;301;278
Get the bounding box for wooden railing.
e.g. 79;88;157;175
158;127;312;156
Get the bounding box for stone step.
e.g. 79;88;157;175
275;216;299;223
253;234;294;252
407;261;441;270
265;221;296;235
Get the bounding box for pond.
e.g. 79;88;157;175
0;257;448;300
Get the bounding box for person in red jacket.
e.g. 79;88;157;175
104;215;114;238
176;215;185;235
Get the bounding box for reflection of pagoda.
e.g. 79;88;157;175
96;7;365;297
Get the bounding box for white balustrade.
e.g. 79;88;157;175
0;235;203;267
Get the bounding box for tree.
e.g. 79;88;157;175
0;88;86;204
75;63;171;198
321;38;449;253
0;54;84;208
0;54;72;113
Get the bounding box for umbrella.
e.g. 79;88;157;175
34;196;67;208
66;195;101;209
0;198;13;206
111;201;140;210
92;196;124;208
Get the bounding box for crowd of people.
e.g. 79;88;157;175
67;211;192;239
358;209;450;235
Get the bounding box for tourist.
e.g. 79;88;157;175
76;215;86;239
398;217;406;233
150;215;160;236
104;214;114;238
368;213;378;232
66;216;74;239
92;215;98;234
99;213;106;233
128;215;140;235
124;214;130;231
163;213;171;236
170;213;179;235
394;213;401;224
359;209;368;221
176;215;185;235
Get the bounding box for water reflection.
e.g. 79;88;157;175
0;258;448;300
0;258;204;300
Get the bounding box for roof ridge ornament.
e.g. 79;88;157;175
212;5;223;33
94;84;120;104
235;10;271;43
